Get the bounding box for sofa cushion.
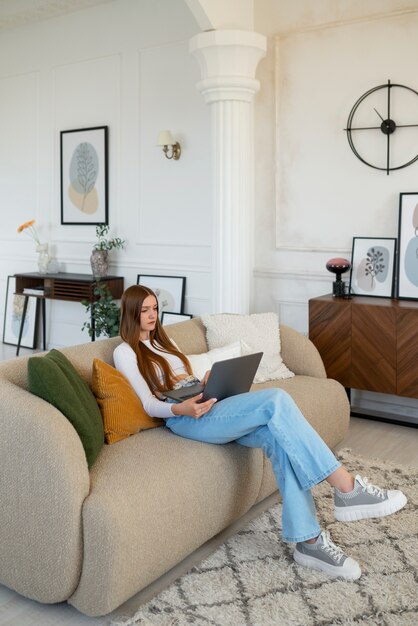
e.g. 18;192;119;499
165;317;208;354
202;312;294;383
187;341;244;380
28;349;104;469
92;358;164;444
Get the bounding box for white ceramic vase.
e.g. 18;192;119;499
36;243;51;274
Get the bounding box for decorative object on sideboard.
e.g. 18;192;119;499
36;243;51;274
90;224;125;278
156;130;181;160
326;258;351;297
349;237;396;298
60;126;108;225
397;192;418;300
345;80;418;175
17;219;51;274
137;274;186;318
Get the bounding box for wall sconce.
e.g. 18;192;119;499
156;130;181;160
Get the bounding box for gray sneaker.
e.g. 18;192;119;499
293;530;361;580
334;474;407;522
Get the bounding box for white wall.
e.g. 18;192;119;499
253;7;418;416
254;8;418;330
0;0;211;348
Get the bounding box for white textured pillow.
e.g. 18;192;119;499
186;341;243;380
201;312;294;383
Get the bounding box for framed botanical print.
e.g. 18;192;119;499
60;126;108;225
397;192;418;299
349;237;396;297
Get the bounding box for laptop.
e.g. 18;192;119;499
163;352;263;403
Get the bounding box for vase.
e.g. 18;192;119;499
90;249;109;277
36;243;51;274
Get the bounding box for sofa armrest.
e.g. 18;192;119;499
0;378;90;603
279;324;327;378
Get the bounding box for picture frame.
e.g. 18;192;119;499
161;312;193;326
349;237;396;298
2;276;38;348
137;275;186;317
60;126;108;225
397;192;418;300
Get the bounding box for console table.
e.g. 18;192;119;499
14;272;124;356
309;295;418;417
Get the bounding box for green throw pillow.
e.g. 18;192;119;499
28;349;104;469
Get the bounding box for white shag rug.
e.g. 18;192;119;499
111;449;418;626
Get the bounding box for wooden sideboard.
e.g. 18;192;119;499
308;294;418;400
14;272;124;355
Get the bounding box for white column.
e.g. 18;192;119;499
190;30;266;313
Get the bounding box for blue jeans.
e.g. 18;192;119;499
166;388;340;542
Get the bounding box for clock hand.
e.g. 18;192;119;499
343;125;381;131
387;79;391;121
374;108;385;122
386;133;390;176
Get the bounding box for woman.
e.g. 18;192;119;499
114;285;407;580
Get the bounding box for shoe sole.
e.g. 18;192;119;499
335;492;407;522
293;550;361;580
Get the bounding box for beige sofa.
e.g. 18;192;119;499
0;318;350;616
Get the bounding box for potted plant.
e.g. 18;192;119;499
82;224;125;338
82;281;121;339
90;224;125;277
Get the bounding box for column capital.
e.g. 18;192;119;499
189;29;267;103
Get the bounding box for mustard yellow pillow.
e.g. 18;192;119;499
92;358;164;444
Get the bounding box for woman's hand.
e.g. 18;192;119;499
171;393;217;419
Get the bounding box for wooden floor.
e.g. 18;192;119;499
0;342;417;625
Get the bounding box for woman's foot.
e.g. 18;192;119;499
293;531;361;580
334;475;407;522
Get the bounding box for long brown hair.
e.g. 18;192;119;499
119;284;193;392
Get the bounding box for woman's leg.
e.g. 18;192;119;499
166;387;340;542
235;424;321;542
166;387;405;580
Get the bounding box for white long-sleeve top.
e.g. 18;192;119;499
113;340;187;418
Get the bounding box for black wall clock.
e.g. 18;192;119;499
345;80;418;175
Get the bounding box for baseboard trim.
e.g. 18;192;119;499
350;408;418;429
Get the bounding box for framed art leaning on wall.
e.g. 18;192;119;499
397;192;418;300
137;275;186;317
60;126;108;225
161;312;193;326
349;237;396;298
2;276;38;348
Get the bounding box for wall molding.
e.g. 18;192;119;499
275;7;418;40
254;267;329;281
0;256;211;274
135;239;211;248
7;237;211;248
271;296;307;307
46;257;212;274
51;51;123;74
274;245;352;254
126;259;211;274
